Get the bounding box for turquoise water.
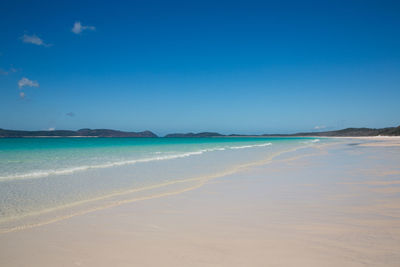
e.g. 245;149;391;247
0;137;315;180
0;137;323;233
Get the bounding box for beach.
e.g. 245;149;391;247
0;137;399;266
2;0;400;265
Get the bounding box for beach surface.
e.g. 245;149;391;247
0;138;400;266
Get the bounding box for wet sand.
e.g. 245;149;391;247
0;139;399;266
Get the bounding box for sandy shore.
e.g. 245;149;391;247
331;136;400;147
0;139;399;266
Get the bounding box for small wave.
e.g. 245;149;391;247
230;143;272;149
0;151;204;181
301;139;320;144
0;142;272;181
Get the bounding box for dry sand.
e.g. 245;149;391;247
334;136;400;147
0;140;399;266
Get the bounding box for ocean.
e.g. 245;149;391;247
0;137;323;233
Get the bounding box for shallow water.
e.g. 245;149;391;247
0;137;326;233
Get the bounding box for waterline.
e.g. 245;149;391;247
0;142;272;181
0;142;322;234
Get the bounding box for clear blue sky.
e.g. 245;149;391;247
1;0;399;135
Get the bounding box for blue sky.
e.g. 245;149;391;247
1;0;399;135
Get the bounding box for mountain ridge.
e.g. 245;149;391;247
0;128;157;138
0;126;399;138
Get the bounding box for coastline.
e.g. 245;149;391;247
1;138;399;266
1;136;400;140
1;125;399;138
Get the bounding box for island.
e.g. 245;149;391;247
0;126;399;138
0;128;158;138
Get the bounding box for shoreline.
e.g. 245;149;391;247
1;135;400;139
1;138;400;266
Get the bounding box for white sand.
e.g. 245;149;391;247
0;140;400;266
332;136;400;147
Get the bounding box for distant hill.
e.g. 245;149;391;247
166;126;400;137
0;128;158;138
267;126;400;137
164;132;224;138
75;129;157;137
1;126;399;138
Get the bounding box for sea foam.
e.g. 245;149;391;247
0;142;272;181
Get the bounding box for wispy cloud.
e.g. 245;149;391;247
66;112;76;117
19;92;25;99
314;125;326;130
72;21;95;34
18;77;39;89
0;67;17;75
21;34;51;47
48;127;55;131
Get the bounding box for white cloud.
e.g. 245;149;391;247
21;34;51;47
19;92;25;98
314;125;326;130
18;77;39;89
48;127;55;131
72;21;95;34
